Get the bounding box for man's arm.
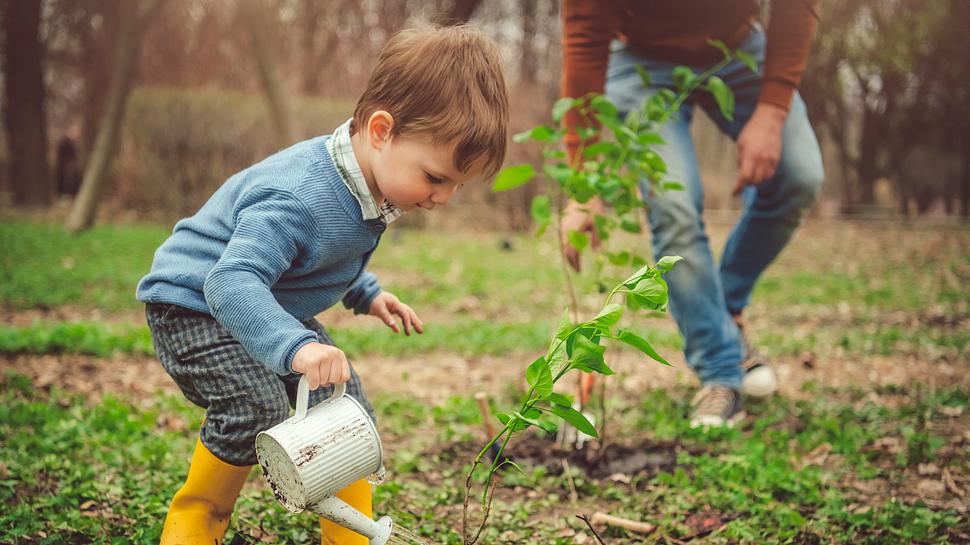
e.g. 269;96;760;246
561;0;617;164
735;0;818;193
759;0;819;111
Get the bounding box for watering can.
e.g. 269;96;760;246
256;377;392;545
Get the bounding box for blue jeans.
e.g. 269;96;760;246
604;27;824;389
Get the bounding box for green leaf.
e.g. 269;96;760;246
614;328;671;365
706;39;732;59
607;250;630;266
548;392;572;406
526;356;553;397
496;412;529;432
632;275;668;309
513;125;557;143
672;66;697;92
634;64;652;89
590;95;618;117
592;303;624;329
552;97;576;124
582;141;619;158
554;308;573;340
593;214;613;242
567;230;589;252
571;335;614;375
549;403;598;437
531;195;551;235
655;255;683;273
662;181;685;191
735;50;758;73
706;76;734;122
492;164;535;191
638;132;666;146
513;410;545;430
623;264;652;287
543;163;572;184
620;216;641;233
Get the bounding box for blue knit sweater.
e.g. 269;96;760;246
136;135;386;375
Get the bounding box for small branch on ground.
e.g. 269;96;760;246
577;514;608;545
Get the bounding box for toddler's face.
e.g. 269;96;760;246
370;134;480;212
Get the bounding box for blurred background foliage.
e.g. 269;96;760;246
1;0;969;226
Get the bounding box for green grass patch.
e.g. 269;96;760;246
4;373;964;544
0;319;683;360
0;221;168;310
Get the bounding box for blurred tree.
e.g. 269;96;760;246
2;0;52;205
804;0;969;216
436;0;482;26
241;0;292;147
66;0;165;232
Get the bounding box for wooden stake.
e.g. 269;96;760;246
590;512;656;534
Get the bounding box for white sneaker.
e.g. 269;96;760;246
742;362;778;397
737;321;778;397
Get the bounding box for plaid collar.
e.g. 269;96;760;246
326;118;403;224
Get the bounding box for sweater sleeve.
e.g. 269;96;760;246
203;188;318;375
561;0;617;164
760;0;818;111
342;270;381;315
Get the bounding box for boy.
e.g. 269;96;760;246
137;25;508;545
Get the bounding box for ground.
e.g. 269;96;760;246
1;217;968;544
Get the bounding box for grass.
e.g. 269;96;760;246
1;372;966;544
2;220;966;361
1;218;968;544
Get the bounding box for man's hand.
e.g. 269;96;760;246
734;103;787;196
560;198;603;272
369;291;424;336
291;342;350;390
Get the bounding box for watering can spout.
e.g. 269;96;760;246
314;494;393;545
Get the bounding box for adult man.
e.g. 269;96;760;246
560;0;824;427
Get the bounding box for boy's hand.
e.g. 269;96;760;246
369;291;424;336
291;342;350;389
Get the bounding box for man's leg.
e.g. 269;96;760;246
605;44;744;391
698;28;825;317
718;93;824;315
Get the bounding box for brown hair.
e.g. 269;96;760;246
352;24;509;178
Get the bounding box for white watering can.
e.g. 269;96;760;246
256;377;392;545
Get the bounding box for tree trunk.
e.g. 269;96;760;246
856;107;882;206
2;0;52;206
437;0;481;25
65;0;153;232
961;134;970;220
243;0;293;147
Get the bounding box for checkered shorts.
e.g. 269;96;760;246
146;303;375;466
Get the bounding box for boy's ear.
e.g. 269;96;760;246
366;111;394;150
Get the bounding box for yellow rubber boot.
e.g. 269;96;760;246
160;437;251;545
320;479;373;545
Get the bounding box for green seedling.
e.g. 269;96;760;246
462;42;746;544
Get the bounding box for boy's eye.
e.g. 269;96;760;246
425;172;444;185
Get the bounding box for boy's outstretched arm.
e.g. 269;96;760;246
368;291;424;336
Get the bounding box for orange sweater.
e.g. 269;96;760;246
562;0;817;153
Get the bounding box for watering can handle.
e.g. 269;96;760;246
294;376;347;421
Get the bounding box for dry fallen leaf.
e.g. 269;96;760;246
916;478;946;499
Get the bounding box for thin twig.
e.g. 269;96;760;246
577;514;608;545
